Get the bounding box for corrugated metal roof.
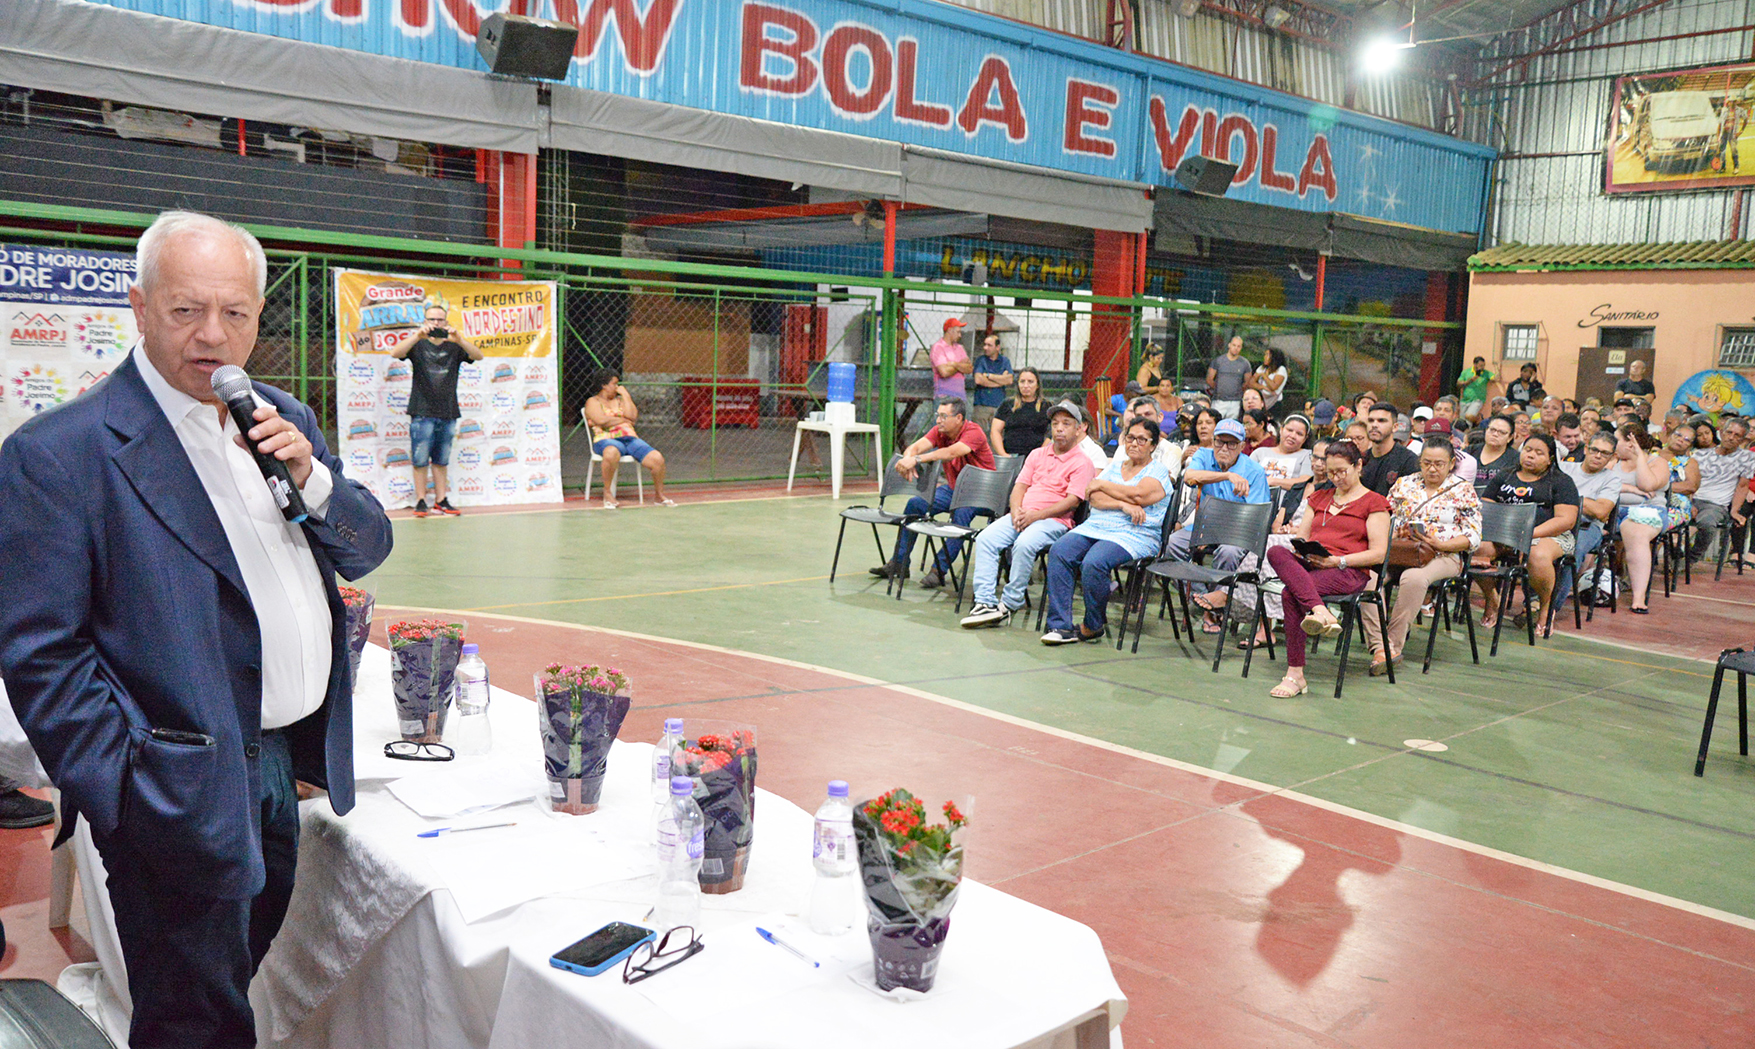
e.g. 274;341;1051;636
1469;240;1755;270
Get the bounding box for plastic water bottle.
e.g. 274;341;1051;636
807;780;859;935
653;718;683;802
649;754;670;845
450;644;492;756
654;776;704;931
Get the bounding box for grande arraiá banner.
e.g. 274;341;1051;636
334;269;562;510
0;243;136;439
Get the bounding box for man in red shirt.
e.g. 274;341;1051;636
871;395;996;588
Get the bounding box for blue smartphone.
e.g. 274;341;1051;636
549;922;656;977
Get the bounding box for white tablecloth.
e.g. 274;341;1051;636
93;643;1125;1048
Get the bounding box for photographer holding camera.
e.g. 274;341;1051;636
390;302;482;516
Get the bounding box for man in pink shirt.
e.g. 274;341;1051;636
961;402;1097;627
930;317;973;400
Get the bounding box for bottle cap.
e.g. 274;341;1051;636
461;643;479;655
669;776;693;796
664;718;684;734
828;780;849;797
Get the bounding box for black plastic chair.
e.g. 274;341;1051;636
1464;502;1539;657
1709;509;1748;582
1032;481;1177;637
1129;497;1273;672
1306;526;1397;698
0;979;115;1047
1421;565;1480;673
829;454;937;585
900;465;1014;607
1541;515;1590;638
1695;645;1755;776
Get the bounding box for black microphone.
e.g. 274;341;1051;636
210;365;309;524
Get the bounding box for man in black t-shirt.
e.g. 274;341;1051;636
1360;403;1419;495
1506;363;1545;408
390;303;483;517
1613;359;1655;408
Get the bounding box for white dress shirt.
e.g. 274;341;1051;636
135;348;336;729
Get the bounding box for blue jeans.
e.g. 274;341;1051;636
408;416;457;468
972;516;1069;609
1045;532;1137;634
891;485;979;573
1552;520;1603;610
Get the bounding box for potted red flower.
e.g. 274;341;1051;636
534;663;631;815
387;618;467;743
668;724;758;894
853;789;968;993
337;583;375;695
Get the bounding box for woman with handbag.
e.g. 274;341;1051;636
1264;442;1393;698
1362;441;1482;676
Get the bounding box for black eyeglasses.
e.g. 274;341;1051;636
385;740;454;762
623;926;704;984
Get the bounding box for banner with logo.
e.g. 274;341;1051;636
0;244;137;439
333;269;561;510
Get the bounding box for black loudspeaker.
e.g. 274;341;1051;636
1174;155;1239;196
475;13;580;80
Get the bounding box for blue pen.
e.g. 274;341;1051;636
417;821;516;838
755;926;820;968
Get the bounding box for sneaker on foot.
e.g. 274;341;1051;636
960;604;1011;628
920;568;945;589
412;499;429;518
0;790;54;830
1040;628;1082;645
435;498;461;516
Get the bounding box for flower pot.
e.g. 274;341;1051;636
388;620;467;743
535;666;631;816
867;916;951;993
338;585;376;696
669;722;757;894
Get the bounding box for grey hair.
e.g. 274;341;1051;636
136;210;267;298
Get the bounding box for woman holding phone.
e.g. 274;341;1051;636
1263;441;1392;697
1362;440;1481;675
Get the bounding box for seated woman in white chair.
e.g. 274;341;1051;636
584;368;674;508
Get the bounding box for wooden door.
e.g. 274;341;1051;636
1576;346;1656;407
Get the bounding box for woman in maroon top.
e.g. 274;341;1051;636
1264;441;1392;697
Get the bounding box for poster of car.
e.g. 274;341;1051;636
1606;61;1755;194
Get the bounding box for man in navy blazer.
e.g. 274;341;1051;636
0;212;393;1047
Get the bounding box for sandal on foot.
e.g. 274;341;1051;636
602;500;619;510
1239;630;1272;650
1191;592;1227;612
658;497;677;507
1201;613;1225;635
1270;676;1308;698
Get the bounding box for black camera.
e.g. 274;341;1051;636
430;326;450;340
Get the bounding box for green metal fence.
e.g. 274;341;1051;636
0;199;1460;492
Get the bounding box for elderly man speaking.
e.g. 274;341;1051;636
0;211;393;1047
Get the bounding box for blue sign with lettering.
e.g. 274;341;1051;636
84;0;1495;232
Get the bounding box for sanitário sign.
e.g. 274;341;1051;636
88;0;1495;232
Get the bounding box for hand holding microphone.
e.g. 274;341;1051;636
210;365;311;524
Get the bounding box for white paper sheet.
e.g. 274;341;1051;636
386;757;539;819
632;918;834;1016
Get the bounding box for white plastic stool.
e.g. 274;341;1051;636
584;448;644;505
788;419;882;500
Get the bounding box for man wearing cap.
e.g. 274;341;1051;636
1456;356;1497;422
1407;405;1435;454
969;333;1013;433
1309;397;1338;437
1165;418;1271;626
930;318;973;403
961;402;1097;627
1361;403;1420;495
871;395;996;588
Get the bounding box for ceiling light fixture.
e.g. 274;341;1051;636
1360;35;1415;74
1264;5;1292;29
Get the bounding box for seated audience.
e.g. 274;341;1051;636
961;403;1098;628
1361;403;1420;495
1169;419;1272;631
585;369;673;508
1476;414;1519;481
1614;358;1656;408
1265;442;1392;697
1612;424;1684;614
1539;396;1564;433
1363;440;1481;674
1507;362;1545;408
871;396;996;587
1252;414;1314;496
990;368;1049;457
1240;407;1275;455
1554;412;1585;462
1126;397;1186;477
1476;434;1579;628
1687;416;1753;564
1556;432;1623;615
1040;419;1171;644
1181;406;1221;464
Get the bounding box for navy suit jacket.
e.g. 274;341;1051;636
0;354;393;898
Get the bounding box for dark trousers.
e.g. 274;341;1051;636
97;730;301;1049
891;485;978;572
1045;532;1136;634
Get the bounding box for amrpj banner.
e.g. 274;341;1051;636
334;269;561;510
0;243;136;439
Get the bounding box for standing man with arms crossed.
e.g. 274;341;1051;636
1614;359;1656;410
1207;335;1253;420
0;211;394;1048
389;300;483;517
968;333;1014;434
929;318;973;419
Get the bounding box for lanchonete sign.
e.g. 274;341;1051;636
87;0;1494;233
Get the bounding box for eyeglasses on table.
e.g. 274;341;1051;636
384;740;454;762
623;926;704;984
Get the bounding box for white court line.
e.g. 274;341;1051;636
378;603;1755;934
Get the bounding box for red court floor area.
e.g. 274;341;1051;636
3;607;1751;1047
